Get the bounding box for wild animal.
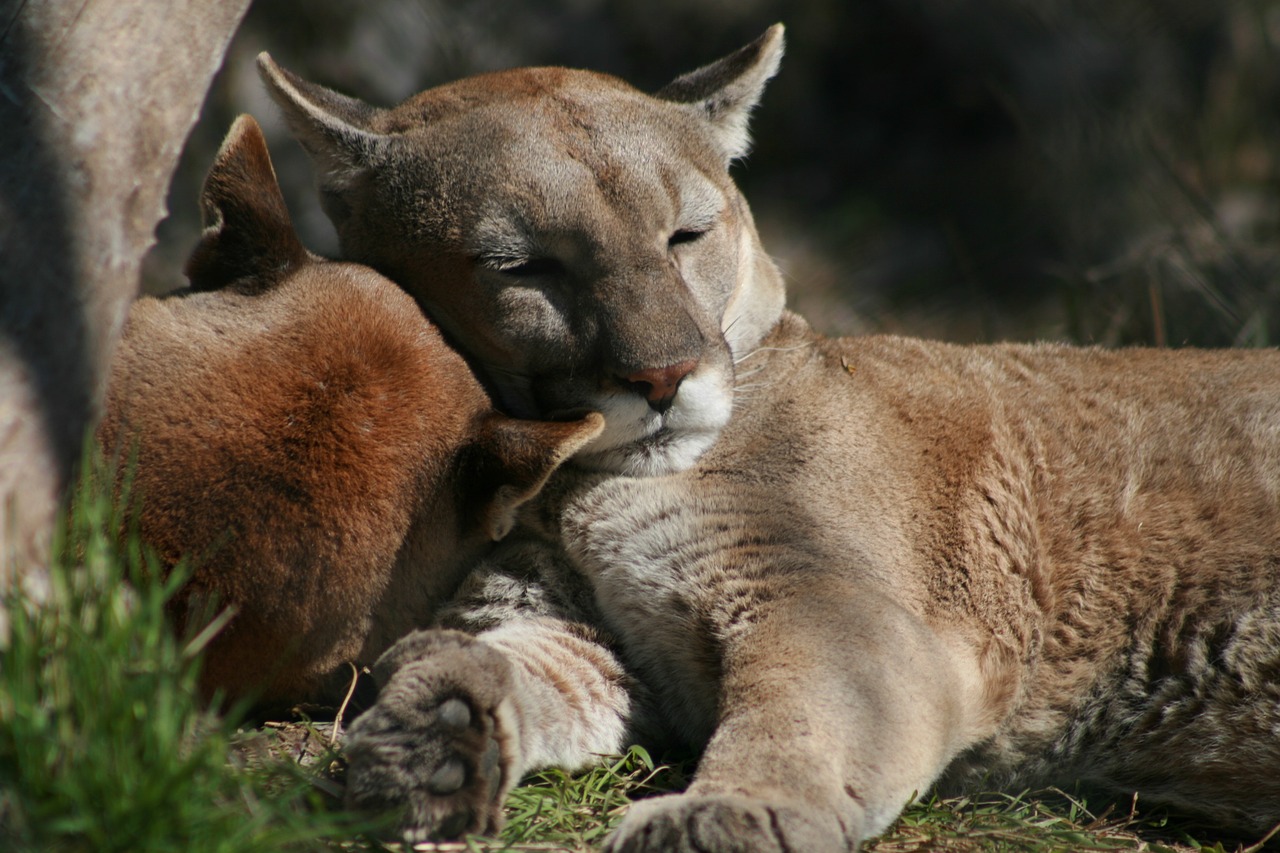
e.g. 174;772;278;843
262;28;1280;850
100;115;601;706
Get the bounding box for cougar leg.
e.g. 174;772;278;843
608;584;984;852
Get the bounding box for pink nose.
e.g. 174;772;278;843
624;359;698;413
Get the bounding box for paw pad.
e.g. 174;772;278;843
436;697;472;730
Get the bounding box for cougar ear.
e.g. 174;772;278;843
256;53;388;189
656;23;784;163
184;114;308;294
471;412;605;542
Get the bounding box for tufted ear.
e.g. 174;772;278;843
471;412;606;542
184;114;308;294
656;24;785;164
257;53;388;193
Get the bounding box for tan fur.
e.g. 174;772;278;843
266;29;1280;850
98;116;601;705
552;317;1280;846
259;30;786;477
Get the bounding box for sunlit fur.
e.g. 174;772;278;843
260;26;786;477
286;26;1280;853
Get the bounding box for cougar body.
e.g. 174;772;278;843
262;29;1280;849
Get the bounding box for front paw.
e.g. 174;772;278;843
606;792;857;853
343;630;519;842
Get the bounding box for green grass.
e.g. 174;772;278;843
3;450;1273;853
0;448;369;852
342;765;1263;853
499;746;690;849
871;791;1182;853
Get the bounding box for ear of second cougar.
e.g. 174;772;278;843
257;53;386;190
655;23;785;163
184;114;308;293
472;413;606;542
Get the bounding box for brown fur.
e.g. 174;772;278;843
263;27;1280;850
552;317;1280;847
98;116;602;705
259;34;786;476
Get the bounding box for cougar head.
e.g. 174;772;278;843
102;114;604;704
260;26;786;476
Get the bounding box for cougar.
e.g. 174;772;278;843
99;115;601;705
262;27;1280;850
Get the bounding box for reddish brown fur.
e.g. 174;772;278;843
98;117;601;705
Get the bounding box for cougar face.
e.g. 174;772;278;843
260;27;787;476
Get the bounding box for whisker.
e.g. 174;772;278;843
733;342;813;366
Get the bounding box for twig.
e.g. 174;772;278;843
330;661;360;748
1241;821;1280;853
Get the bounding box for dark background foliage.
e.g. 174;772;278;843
148;0;1280;346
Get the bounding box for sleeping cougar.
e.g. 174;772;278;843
100;115;601;706
262;26;1280;850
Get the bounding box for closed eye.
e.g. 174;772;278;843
668;228;707;248
494;257;564;277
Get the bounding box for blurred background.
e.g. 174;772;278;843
146;0;1280;347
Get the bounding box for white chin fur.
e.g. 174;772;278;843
575;368;732;476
